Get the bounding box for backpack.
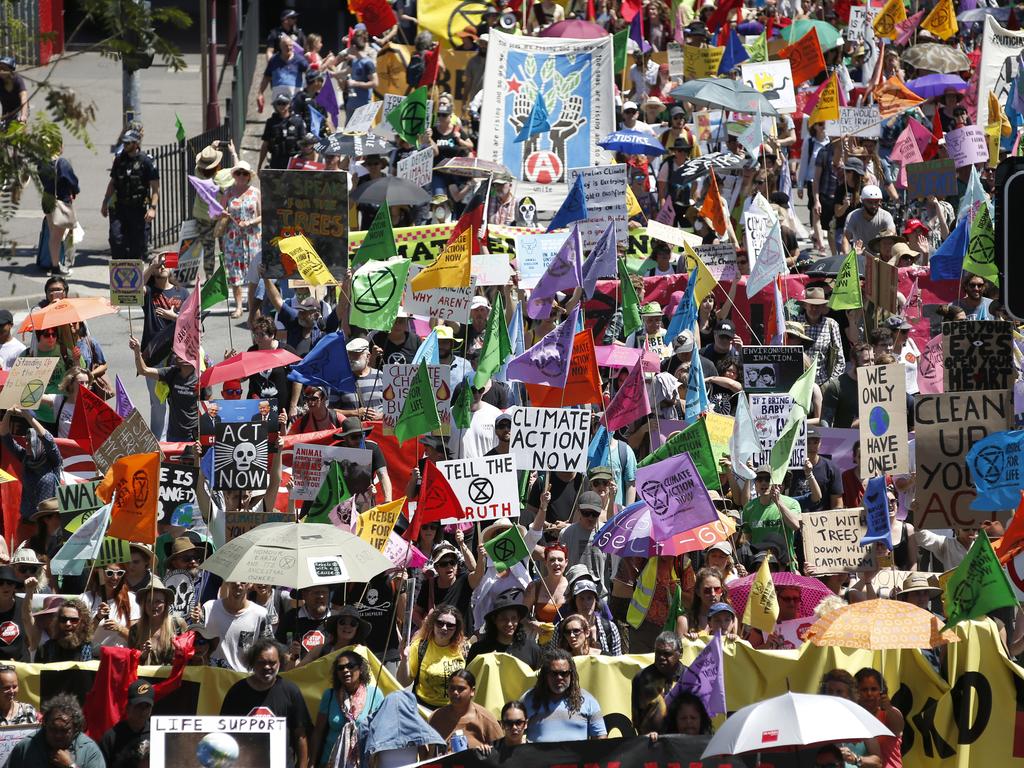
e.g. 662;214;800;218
406;54;425;90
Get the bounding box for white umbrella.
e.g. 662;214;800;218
201;523;393;589
701;692;894;758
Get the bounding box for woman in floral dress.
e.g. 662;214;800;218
219;160;262;320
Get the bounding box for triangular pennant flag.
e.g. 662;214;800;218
506;304;579;387
964;203;998;285
829;250;863;310
872;0;908;38
677;631;727;717
718;27;750;74
921;0;957;39
860;476;893;548
175;113;186;143
452;381;472;429
895;9;926;45
187;175;225;218
742;558;779;632
729;392;759;481
765;275;786;345
612;28;630;74
681;243;719;305
201;253;229;311
582;223;617;298
777;30;825;86
386;86;430;145
527;224;584;319
304;461;351;524
446;199;485;257
628;10;650;53
356;497;406;551
942;530;1017;630
96;453;161;543
958;166;987;223
474;291;513;389
514;92;552;143
394;363;441;444
666;266;698;342
483;524;530;571
809;72;840;124
172;286;201;372
619;257;642;338
745;31;767;62
873;75;925;119
408;460;463;541
737;111;765;157
929;217;970;281
699;169;728;237
410;228;472;291
746;222;787;297
353;203;398;268
50;499;114;576
605;357;651;431
350;257;413;331
525;329;602;407
288;331;357;392
547;174;588;232
769;356;817;484
685;346;708;418
68;384;124;455
412;329;440;366
114;375;134;419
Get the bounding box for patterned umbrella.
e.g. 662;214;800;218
727;571;833;619
907;73;968;100
805;599;959;650
435;157;513;178
540;19;609;38
957;7;1011;23
902;44;971;74
594;501;736;557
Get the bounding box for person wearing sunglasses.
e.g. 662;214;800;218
37;598;93;663
275;585;333;666
522;648;605;742
297;605;371;669
428;668;502;751
480;700;529;757
557;492;611;593
413;540;474;630
83;562;140;647
310;650;383;767
398;604;466;710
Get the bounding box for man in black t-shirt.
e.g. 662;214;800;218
265;10;306;60
371;310;422;365
0;567;28;662
99;680;152;766
525;471;584;535
700;319;738;368
275;585;333;662
130;335;210;442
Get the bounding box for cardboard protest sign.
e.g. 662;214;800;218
343;100;382;135
864;256;899;313
58;480;102;531
93;409;160;475
159;463;197;524
918;334;945;395
397;147;434;189
225;509;288;540
0;356;59;410
471;254;516;286
942;320;1013;392
109;259;145;306
435;455;519;523
914;389;1012;528
381;363;452;436
173;219;203;288
857;364;910;476
213;422;269;491
740;346;804;393
289;443;371;500
509;406;589;472
750;394;806;469
150;715;287;768
667;42;685;77
566;165;628;249
403;264;475;323
906;159;957;199
825;106;882;138
693;243;738;281
802;508;877;574
944;125;990;168
260;169;348;279
740;60;797;113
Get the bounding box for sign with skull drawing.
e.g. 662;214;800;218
213;422;270;491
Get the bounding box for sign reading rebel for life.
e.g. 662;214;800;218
508;406;589;472
857;364;910;476
213;422;269;491
749;394;806;469
942;320;1013;392
381;364;452;436
435;455;519;523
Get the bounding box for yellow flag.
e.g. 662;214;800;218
0;468;14;483
410;227;472;291
809;73;840;124
742;557;779;633
625;185;643;217
921;0;957;40
990;91;1012;137
682;243;719;304
872;0;907;38
355;497;406;552
277;234;338;287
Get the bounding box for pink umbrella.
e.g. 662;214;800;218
200;348;302;388
539;19;609;38
727;571;833;619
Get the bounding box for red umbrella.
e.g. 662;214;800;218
199;348;301;388
539;19;609;38
727;571;833;619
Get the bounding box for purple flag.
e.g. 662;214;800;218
114;375;134;419
604;357;650;432
187;175;225;218
506;304;579;387
635;451;718;540
677;632;727;717
582;223;617;299
527;225;583;320
316;77;341;127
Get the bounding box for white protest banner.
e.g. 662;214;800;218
774;617;814;649
825;106;882;138
858;364;910;476
0;356;59;410
509;406;589;472
93;409;161;475
109;259;145;306
397;147;435;189
471;253;516;285
150;716;287;768
436;455;520;523
978;16;1024;129
643;220;704;249
749;394;806;469
343;100;382;134
847;6;869;42
381;363;452;435
740;60;797;114
944;125;990;167
512;231;568;289
174;219;203;288
668;42;685;78
802;508;877;575
566;164;628;248
693;243;737;281
290;443;372;500
914;389;1012;529
0;726;39;767
403;264;476;323
743;210;775;269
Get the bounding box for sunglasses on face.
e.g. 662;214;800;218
580;509;600;519
548;669;571;678
14;565;38;575
58;615;80;625
223;388;242;396
37;331;57;339
435;620;456;630
105;569;126;578
566;626;585;636
337;617;359;628
436;559;458;568
336;661;360;671
502;718;526;728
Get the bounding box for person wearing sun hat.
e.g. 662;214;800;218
886;314;920;395
800;286;846;386
466;591;542;668
626;302;668;358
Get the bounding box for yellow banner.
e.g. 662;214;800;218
683;45;725;80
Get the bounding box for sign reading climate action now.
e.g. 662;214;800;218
435;455;519;523
509;407;589;472
261;169;348;279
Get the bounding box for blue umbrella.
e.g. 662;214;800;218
907;73;968;100
956;6;1011;22
598;128;667;156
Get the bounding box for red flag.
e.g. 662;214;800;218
348;0;398;36
420;45;441;87
67;384;124;454
446;200;484;255
995;492;1024;564
525;330;603;407
923;108;944;160
406;460;463;541
620;0;642;22
153;631;197;701
83;646;140;741
777;29;825;86
707;0;743;34
172;285;201;372
587;0;595;20
699;169;728;237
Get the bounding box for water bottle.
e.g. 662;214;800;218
450;730;468;753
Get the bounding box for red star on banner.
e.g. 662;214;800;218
507;75;523;93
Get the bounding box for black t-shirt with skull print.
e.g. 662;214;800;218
332;573;400;662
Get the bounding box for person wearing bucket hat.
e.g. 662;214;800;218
799;286;846;385
558;578;622;656
414;541;473;629
128;576;186;665
331;415;392;503
896;572;941;611
466;591;542;668
626;302;668;359
842;182;895;256
866;228;905;261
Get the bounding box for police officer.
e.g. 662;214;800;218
259;93;305;170
101;129;160;260
265;9;305;61
290;70;330;137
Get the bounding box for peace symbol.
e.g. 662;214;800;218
400;102;429;138
447;0;492;47
20;379;44;407
492;537;517;562
354;268;398;314
468;477;494;504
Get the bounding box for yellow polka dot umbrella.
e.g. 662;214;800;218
804;599;959;650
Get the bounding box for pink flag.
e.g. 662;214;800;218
907;118;935;154
605;357;650;431
894;10;925;45
906;276;922;320
891;122;924;188
655;195;675;225
172;286;201;372
917;334;944;394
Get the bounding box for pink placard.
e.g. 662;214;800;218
594;345;662;372
944;125;989;168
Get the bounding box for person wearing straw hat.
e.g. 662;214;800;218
866;228;905;262
799;286;846;386
129;576;186;665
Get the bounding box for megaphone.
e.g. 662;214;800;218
499;11;518;31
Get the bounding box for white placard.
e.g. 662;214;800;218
694;242;738;281
344;101;382;135
381;363;452;435
290;443;373;500
150;716;287;768
436;454;520;523
508;406;589;473
566;164;628;249
403;264;476;323
668;42;685;78
0;726;38;767
397;147;435;189
825;106;882;138
749;393;806;469
471;253;516;285
514;231;572;289
740;60;797;115
174;219;203;288
743;210;775;270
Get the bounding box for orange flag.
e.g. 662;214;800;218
995;492;1024;564
699;169;728;237
526;329;602;407
872;75;925;118
96;452;160;544
777;29;825;86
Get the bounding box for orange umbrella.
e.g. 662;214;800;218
17;297;118;332
805;599;959;650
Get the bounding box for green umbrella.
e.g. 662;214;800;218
779;19;841;50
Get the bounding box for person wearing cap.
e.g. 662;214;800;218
290;69;330;137
558;492;612;594
684;20;708;45
699;319;738;368
430;102;474;197
799;286;846;386
618;99;644;133
262;278;328;358
275;585;335;665
414;540;474;629
287;131;325;171
0;308;25;370
842;182;895;256
258;89;306;171
741;465;802;566
330;336;384;420
786;426;842;511
258;32;309;114
704;540;743;584
98;679;154;765
265;9;305;60
812;136;847;254
885;314;920;395
560;577;622;656
821;342;873;429
100;127;160;261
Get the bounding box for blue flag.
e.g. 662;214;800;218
666;266;698;342
958;166;986;223
547;174;588;232
308;105;324;138
588;425;611;469
966;430;1024;512
718;28;750;74
412;329;440;365
582;223;617;299
860;476;893;549
930;218;969;281
287;331;357;393
514;92;551;143
685;347;708;418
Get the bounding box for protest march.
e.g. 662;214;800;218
5;0;1024;765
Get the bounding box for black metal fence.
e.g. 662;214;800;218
150;122;231;248
228;0;261;150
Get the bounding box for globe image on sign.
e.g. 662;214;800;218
868;406;889;437
196;732;239;767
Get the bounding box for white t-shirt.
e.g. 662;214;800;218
452;400;500;459
899;336;921;395
204;599;270;672
82;590;141;647
0;339;26;371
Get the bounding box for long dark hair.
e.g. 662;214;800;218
333;650;369;695
532;648;583;715
666;691;713;735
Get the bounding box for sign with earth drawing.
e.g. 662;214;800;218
857;364;909;477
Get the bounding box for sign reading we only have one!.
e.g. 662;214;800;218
857;364;909;476
509;407;589;472
435;455;519;523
